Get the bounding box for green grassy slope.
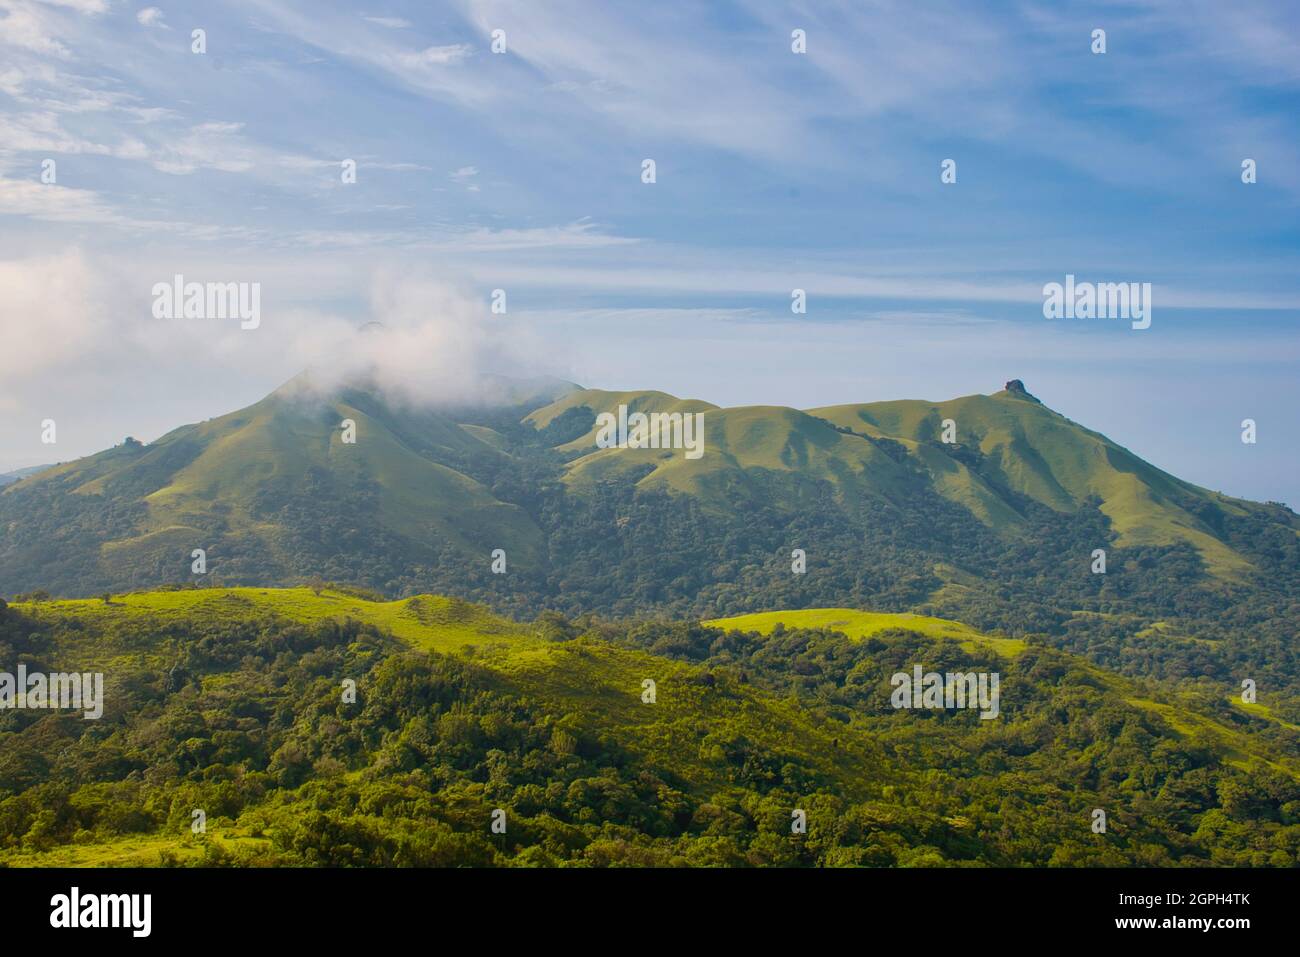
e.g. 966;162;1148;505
526;389;926;506
705;608;1029;658
5;374;546;587
520;382;1275;578
808;387;1261;576
563;404;916;506
524;388;718;437
15;586;1292;785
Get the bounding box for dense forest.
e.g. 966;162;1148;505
0;591;1296;867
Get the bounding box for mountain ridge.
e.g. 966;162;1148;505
523;380;1278;579
2;374;1296;667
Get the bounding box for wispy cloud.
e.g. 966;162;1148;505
360;15;410;30
0;0;74;57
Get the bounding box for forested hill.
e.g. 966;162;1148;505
1;588;1296;867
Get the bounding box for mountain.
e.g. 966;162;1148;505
2;374;1297;699
0;371;570;595
808;384;1261;578
526;380;1275;579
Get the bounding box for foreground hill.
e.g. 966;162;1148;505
1;587;1296;866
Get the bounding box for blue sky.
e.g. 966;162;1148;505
0;0;1298;504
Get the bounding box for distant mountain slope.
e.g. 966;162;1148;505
0;465;52;487
525;380;1295;582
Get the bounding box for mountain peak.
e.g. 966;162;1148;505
1002;379;1039;402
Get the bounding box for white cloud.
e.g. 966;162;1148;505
287;270;551;406
0;109;149;157
433;221;637;253
279;219;637;253
149;121;260;174
0;249;551;418
0;249;115;378
0;175;132;224
242;3;494;106
0;67;22;94
362;160;432;171
361;15;410;29
392;43;473;68
136;7;164;27
0;1;72;58
36;0;108;12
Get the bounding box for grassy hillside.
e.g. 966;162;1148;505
808;386;1266;577
705;608;1029;658
521;381;1292;580
0;374;548;593
524;387;716;432
559;403;916;507
7;589;873;797
1;587;1296;867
